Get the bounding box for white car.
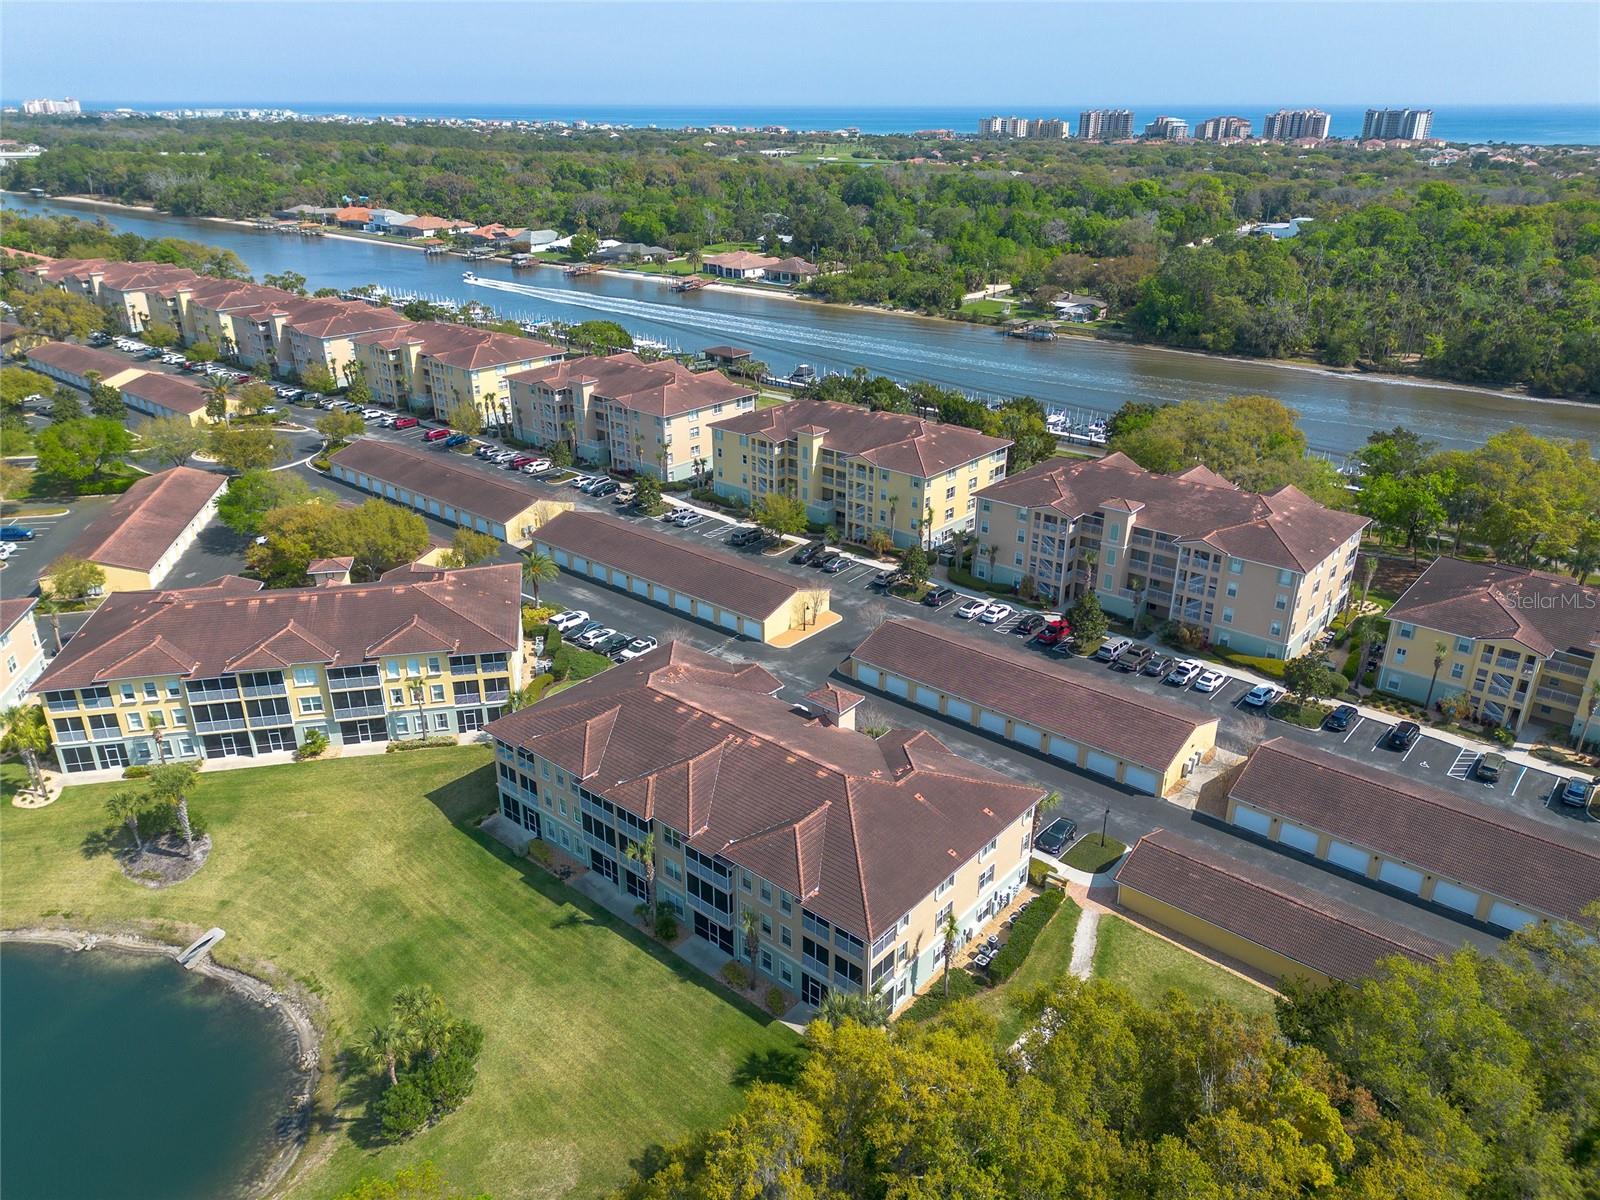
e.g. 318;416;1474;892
549;609;588;633
614;635;658;662
0;543;16;560
575;625;616;648
568;474;595;488
1242;683;1280;707
1165;659;1201;687
956;599;987;620
978;602;1013;625
362;408;385;421
1193;669;1227;693
520;458;553;474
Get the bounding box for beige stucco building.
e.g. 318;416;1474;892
353;322;564;424
0;599;48;710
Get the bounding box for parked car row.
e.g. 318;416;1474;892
547;610;659;663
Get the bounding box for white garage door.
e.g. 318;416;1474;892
1047;736;1078;763
551;548;569;566
856;665;882;689
1431;879;1480;915
741;618;762;640
573;556;589;573
1377;859;1425;895
719;610;739;631
885;674;910;698
675;594;693;613
946;699;972;723
652;584;669;603
1121;766;1160;795
1277;821;1320;854
1085;750;1120;779
632;578;650;597
914;685;941;710
591;562;607;580
979;710;1007;735
1232;805;1272;836
1487;902;1537;932
1327;840;1370;874
610;568;629;587
1013;724;1044;750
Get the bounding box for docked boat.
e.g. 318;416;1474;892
672;276;708;292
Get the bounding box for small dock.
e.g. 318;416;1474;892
177;927;226;970
565;262;599;277
672;276;708;292
1005;322;1057;342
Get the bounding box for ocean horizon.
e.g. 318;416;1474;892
23;101;1600;145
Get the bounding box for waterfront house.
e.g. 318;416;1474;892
702;251;782;280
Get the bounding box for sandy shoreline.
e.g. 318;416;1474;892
14;191;1593;413
2;926;321;1200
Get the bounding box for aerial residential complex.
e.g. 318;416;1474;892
30;564;523;772
970;452;1368;659
0;599;48;711
709;397;1011;548
486;642;1044;1012
1377;558;1600;746
351;321;564;426
1195;115;1252;141
508;352;757;481
1077;109;1135;141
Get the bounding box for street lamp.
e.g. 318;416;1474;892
1100;807;1110;848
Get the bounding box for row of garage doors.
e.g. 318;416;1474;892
1230;803;1537;932
542;545;767;641
851;661;1163;795
334;468;506;538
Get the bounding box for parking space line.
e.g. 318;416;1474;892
1446;747;1476;779
1401;737;1420;763
1343;716;1365;743
1510;765;1527;796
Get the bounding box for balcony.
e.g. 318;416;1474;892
331;703;386;720
483;689;510;705
240;682;287;699
184;685;239;703
54;729;89;745
192;716;248;734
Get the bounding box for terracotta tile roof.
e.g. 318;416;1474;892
24;341;139;380
848;618;1218;774
767;256;818;275
0;597;38;635
308;556;355;574
1116;829;1451;982
710;398;1011;477
119;372;209;415
401;215;458;231
703;251;781;270
1229;738;1600;923
34;563;521;691
534;510;815;622
329;439;542;524
409;322;563;370
1386;557;1600;657
334;206;372;223
286;302;411;340
976;452;1367;572
486;642;1044;938
806;683;864;715
511;352;755;418
50;467;225;573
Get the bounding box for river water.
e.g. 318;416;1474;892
0;942;298;1200
6;194;1598;457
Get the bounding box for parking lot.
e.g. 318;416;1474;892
0;495;116;597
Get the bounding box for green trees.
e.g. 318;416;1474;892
899;542;929;587
316;409;365;447
234;381;277;418
216;469;316;535
444;400;482;437
88;381;125;420
42;556;106;608
250;497;428;585
443;528;500;568
1068;589;1107;645
568;230;599;260
146;761;201;857
139;416;209;467
208;425;286;472
750;492;808;539
141;321;180;349
105;789;151;854
12;289;110;342
360;984;484;1143
300;364;337;395
184;341;218;364
47;387;83;424
1281;653;1343;707
632;475;663;516
567;320;633;355
263;270;308;295
0;704;51;795
521;551;559;602
624;834;657;921
34;418;133;486
1;366;55;415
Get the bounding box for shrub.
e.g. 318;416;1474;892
141;800;208;841
1492;726;1516;746
765;987;788;1017
551;644;611;683
121;765;152;779
720;962;750;991
543;627;561;656
528;840;553;867
904;967;981;1021
1027;857;1056;887
376;1077;432;1141
386;735;458;752
310;455;331;472
294;729;329;760
523;672;557;704
987;888;1064;983
654;904;679;941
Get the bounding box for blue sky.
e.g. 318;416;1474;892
4;1;1597;107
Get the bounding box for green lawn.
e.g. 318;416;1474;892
959;298;1014;318
1091;915;1276;1016
0;749;798;1199
974;894;1083;1045
1062;835;1127;875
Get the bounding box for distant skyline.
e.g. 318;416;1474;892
4;1;1598;109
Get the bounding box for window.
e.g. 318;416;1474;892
431;684;445;703
1270;621;1283;638
935;873;955;899
299;695;324;715
980;836;997;860
1226;581;1238;598
143;682;158;700
1221;607;1234;625
1229;559;1243;575
979;865;995;890
1104;548;1116;566
293;666;318;687
945;486;956;500
761;916;772;936
390;689;404;705
120;684;135;703
1278;568;1294;586
781;926;792;947
1455;638;1471;655
428;656;441;674
1395;647;1408;663
741;872;752;892
1274;594;1288;611
166;680;182;698
1398;624;1415;640
1450;662;1465;679
760;881;771;903
127;712;144;730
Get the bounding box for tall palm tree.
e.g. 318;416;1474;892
205;378;230;425
146;761;201;857
624;834;656;921
0;704;51;795
360;1021;412;1087
147;710;168;764
815;990;890;1029
1080;547;1099;597
940;912;960;998
1425;641;1450;709
522;552;558;603
106;789;149;854
739;907;760;976
406;677;428;739
1346;613;1385;694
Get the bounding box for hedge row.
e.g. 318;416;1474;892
987;888;1065;983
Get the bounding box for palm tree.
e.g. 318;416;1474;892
624;834;656;921
406;677;428;739
1346;613;1385;694
522;552;558;603
392;984;450;1058
147;710;168;764
1080;547;1099;596
1577;682;1598;756
105;789;148;854
887;493;900;537
360;1021;412;1087
1425;641;1450;709
0;704;51;795
739;907;760;978
940;912;960;998
146;761;200;857
815;990;890;1029
1359;554;1379;614
205;378;230;424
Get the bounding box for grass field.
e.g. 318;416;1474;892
1062;835;1127;874
973;894;1082;1044
0;749;798;1200
1091;914;1277;1016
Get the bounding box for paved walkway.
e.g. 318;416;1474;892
1068;908;1099;979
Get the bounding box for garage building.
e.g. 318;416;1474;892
842;618;1217;796
1224;737;1600;931
25;341;148;393
119;372;212;425
328;439;569;546
1115;829;1451;986
531;510;832;644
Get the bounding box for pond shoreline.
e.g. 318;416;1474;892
1;926;321;1200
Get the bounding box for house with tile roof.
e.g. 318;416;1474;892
971;451;1369;658
0;598;48;711
485;640;1045;1012
1377;557;1600;744
709;397;1012;549
354;321;564;423
702;250;782;279
29;563;523;773
509;352;757;480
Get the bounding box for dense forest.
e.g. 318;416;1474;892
3;117;1599;396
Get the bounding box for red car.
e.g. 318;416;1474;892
393;416;420;430
422;427;450;442
1034;619;1072;646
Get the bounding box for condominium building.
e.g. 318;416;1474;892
1195;115;1252;142
1262;108;1332;141
351;321;564;425
22;97;80;115
486;642;1044;1012
30;563;523;773
1361;108;1433;141
1078;109;1135;141
0;599;48;711
1377;558;1600;746
709;398;1011;549
1143;115;1190;141
979;116;1066;139
1030;118;1069;140
971;452;1368;659
508;353;757;481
